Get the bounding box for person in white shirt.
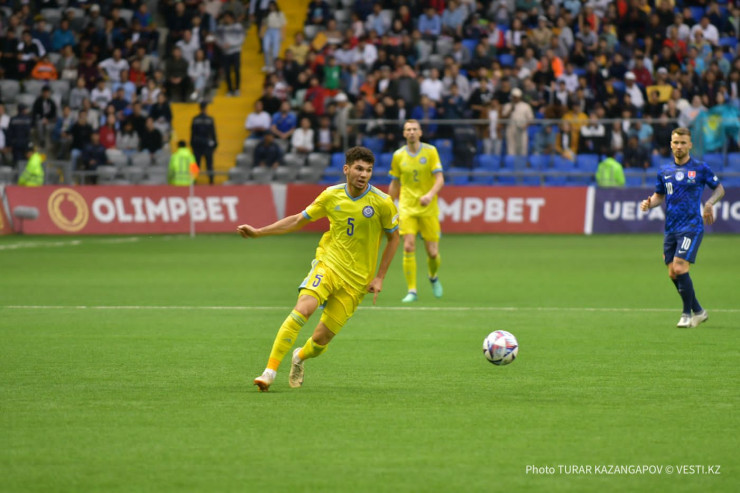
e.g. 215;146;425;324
98;48;129;82
290;117;314;154
261;1;287;71
355;37;377;70
624;72;645;109
690;17;719;45
90;80;112;110
245;101;272;139
188;49;211;101
176;29;200;65
420;68;444;103
557;63;579;94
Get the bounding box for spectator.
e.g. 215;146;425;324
149;93;173;140
501;88;533;156
165;46;191;102
623;72;645;110
261;1;287;72
441;0;467;38
595;150;625;187
245;100;271;139
112;70;137;104
141;79;162;110
421;68;444;104
533;123;558;156
652;112;677;157
366;3;390;36
31;54;58;80
254;132;283;169
190;102;218;185
78;53;99;91
67;109;93;166
483;99;501;156
623;135;650;169
555;121;577;161
31;86;57;152
140;117;163;156
99;115;118;150
314;115;334;153
290;117;314;154
176;29;200;66
90;80;113;111
98;48;129;83
116;120;140;157
77;132;106;184
56;45;79;82
18;30;45;79
270;100;297;141
51;18;76;52
305;0;331;26
579;112;608;154
411;95;438;139
188;49;212;101
418;7;441;42
217;11;245;97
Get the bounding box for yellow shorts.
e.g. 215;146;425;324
399;213;441;242
298;260;364;334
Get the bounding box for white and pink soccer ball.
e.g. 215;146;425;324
482;330;519;366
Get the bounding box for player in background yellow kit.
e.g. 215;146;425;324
238;146;400;391
388;120;445;303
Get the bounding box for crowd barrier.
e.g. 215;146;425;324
1;184;739;235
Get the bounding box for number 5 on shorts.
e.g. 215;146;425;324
312;274;323;287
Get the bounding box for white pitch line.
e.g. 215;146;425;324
0;238;140;250
3;305;740;313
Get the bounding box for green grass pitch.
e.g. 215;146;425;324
1;233;738;492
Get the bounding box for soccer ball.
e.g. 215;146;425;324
482;330;519;366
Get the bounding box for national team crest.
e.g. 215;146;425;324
675;171;684;181
688;171;696;179
362;206;375;218
420;157;427;164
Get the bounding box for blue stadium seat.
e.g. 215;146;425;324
469;171;494;185
576;154;600;173
612;80;625;93
651;154;671;169
702;153;724;170
462;38;478;54
528;154;551;170
448;167;470;185
361;137;385;155
521;171;541;186
624;169;647;187
495;171;517;186
719;37;738;49
379;152;394;169
545;156;575;186
503;155;527;170
498;53;514;67
330;152;345;168
688;6;705;22
477;154;501;170
432;138;454;165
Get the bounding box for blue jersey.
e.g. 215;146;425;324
654;157;720;234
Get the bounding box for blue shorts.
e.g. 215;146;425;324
663;231;703;264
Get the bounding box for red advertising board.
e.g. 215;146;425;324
437;186;587;233
286;184;588;234
3;186;277;235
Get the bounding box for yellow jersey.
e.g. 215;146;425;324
389;143;444;217
303;184;399;292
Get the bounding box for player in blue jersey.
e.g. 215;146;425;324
640;127;725;328
238;146;400;391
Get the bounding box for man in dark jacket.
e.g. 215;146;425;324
190;102;218;184
7;104;33;163
32;85;57;153
165;46;191;102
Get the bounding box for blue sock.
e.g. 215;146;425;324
675;273;697;315
672;277;703;313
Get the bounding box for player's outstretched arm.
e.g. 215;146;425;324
640;193;665;212
703;183;725;225
237;213;309;239
367;229;401;304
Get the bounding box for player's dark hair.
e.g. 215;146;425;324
345;146;375;166
672;127;691;138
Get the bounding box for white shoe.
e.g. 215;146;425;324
234;89;241;96
676;314;692;328
289;348;305;388
190;91;199;101
691;310;708;328
253;369;275;392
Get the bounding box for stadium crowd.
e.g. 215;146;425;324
239;0;739;185
0;0;245;183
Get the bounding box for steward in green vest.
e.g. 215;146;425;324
18;145;44;186
168;140;198;186
595;151;625;188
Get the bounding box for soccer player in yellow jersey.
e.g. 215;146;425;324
238;146;400;391
388;119;445;303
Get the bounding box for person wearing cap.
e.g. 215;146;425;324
190;102;218;184
501;87;534;156
623;72;645;109
18;143;44;186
